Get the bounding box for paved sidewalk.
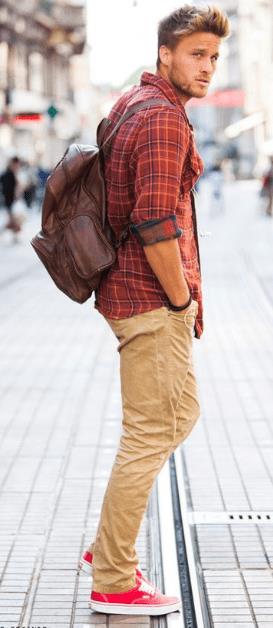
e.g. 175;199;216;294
183;180;273;628
0;181;273;628
0;213;149;627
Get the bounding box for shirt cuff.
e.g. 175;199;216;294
130;215;182;247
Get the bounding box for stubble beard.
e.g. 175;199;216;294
168;65;205;100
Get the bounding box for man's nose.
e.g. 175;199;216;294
200;57;213;74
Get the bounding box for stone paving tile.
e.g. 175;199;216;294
75;615;106;622
109;624;150;628
74;625;107;628
0;625;26;628
214;624;255;628
31;614;72;620
33;602;74;609
210;602;250;608
213;618;254;623
28;625;71;628
0;603;25;612
0;610;21;625
109;618;150;624
74;616;107;624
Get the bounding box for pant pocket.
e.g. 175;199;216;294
168;299;198;331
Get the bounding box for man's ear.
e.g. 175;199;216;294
159;45;171;68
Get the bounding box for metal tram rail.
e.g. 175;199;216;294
151;450;211;628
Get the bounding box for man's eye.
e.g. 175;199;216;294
193;53;202;57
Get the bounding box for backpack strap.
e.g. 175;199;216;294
100;97;175;152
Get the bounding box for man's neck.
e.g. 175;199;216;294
156;69;191;107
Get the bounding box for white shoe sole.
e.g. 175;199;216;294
89;600;181;616
79;558;92;576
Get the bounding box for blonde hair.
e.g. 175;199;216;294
157;5;230;68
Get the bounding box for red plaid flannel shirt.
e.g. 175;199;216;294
95;72;204;338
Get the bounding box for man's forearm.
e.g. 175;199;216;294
143;238;190;306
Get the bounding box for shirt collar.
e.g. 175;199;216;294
140;71;193;128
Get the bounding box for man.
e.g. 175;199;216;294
0;157;22;240
261;157;273;217
0;157;20;212
80;4;230;616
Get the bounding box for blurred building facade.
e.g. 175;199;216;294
187;0;246;176
188;0;273;177
0;0;87;170
237;0;273;172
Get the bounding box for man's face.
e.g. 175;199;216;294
159;31;221;103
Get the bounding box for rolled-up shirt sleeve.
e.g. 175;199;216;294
130;215;182;246
129;108;190;246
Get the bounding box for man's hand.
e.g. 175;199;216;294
143;238;190;306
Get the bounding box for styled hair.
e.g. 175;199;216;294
157;4;230;69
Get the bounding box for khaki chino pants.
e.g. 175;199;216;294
90;300;200;593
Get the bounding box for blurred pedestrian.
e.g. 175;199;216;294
21;161;38;209
0;156;24;241
260;157;273;217
209;159;225;215
79;4;230;617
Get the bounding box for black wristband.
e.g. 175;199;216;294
169;295;192;311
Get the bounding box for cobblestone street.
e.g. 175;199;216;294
0;179;273;627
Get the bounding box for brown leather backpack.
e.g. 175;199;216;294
31;98;167;303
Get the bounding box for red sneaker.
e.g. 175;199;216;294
89;573;181;616
79;550;93;575
78;549;146;581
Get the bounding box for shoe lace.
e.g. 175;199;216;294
138;578;156;596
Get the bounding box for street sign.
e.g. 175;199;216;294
47;104;59;119
15;113;42;122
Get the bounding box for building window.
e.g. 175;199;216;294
29;52;44;94
14;45;28;90
0;41;8;89
51;56;69;100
